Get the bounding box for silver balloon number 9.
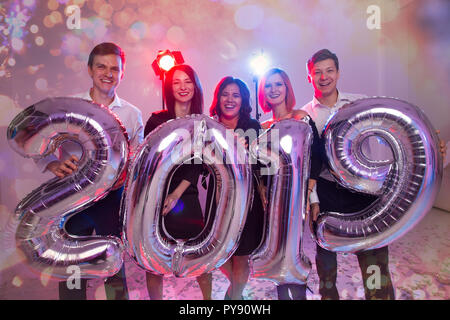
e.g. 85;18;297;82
7;97;129;278
249;119;313;285
313;97;443;252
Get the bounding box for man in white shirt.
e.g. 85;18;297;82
300;49;395;300
38;42;144;299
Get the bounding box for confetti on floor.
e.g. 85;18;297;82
0;208;448;300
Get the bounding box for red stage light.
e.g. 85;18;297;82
159;55;175;72
151;50;184;79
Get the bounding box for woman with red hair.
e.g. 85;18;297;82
258;67;322;300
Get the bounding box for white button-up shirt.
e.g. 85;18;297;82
299;91;367;202
35;91;144;172
301;91;367;135
300;91;366;182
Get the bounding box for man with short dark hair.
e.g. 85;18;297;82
300;49;395;300
36;42;144;300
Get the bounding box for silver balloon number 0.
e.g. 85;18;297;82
312;97;443;252
122;115;252;277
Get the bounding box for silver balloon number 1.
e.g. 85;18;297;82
249;119;313;286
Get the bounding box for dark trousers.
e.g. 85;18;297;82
58;187;128;300
315;178;395;300
276;284;307;300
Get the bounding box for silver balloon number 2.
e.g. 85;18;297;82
7;97;129;279
312;97;443;252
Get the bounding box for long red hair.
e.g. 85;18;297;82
258;68;296;113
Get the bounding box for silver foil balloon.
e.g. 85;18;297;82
312;97;443;252
7;97;128;278
122;114;252;277
249;119;312;285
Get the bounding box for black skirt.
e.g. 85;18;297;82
160;164;205;240
205;173;264;256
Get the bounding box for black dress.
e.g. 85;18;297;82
271;116;323;300
205;117;265;256
306;116;323;181
144;110;204;239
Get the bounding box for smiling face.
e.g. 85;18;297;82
172;70;195;104
263;72;287;109
308;58;340;99
219;83;242;121
88;54;123;96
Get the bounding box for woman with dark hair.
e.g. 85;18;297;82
144;64;212;300
208;76;266;300
258;67;322;300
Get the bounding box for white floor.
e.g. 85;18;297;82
0;207;448;300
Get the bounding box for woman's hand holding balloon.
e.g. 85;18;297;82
162;179;191;216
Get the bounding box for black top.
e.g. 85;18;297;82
144;109;173;137
144;110;200;194
307;117;323;181
235;116;262;142
234;116;264;178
